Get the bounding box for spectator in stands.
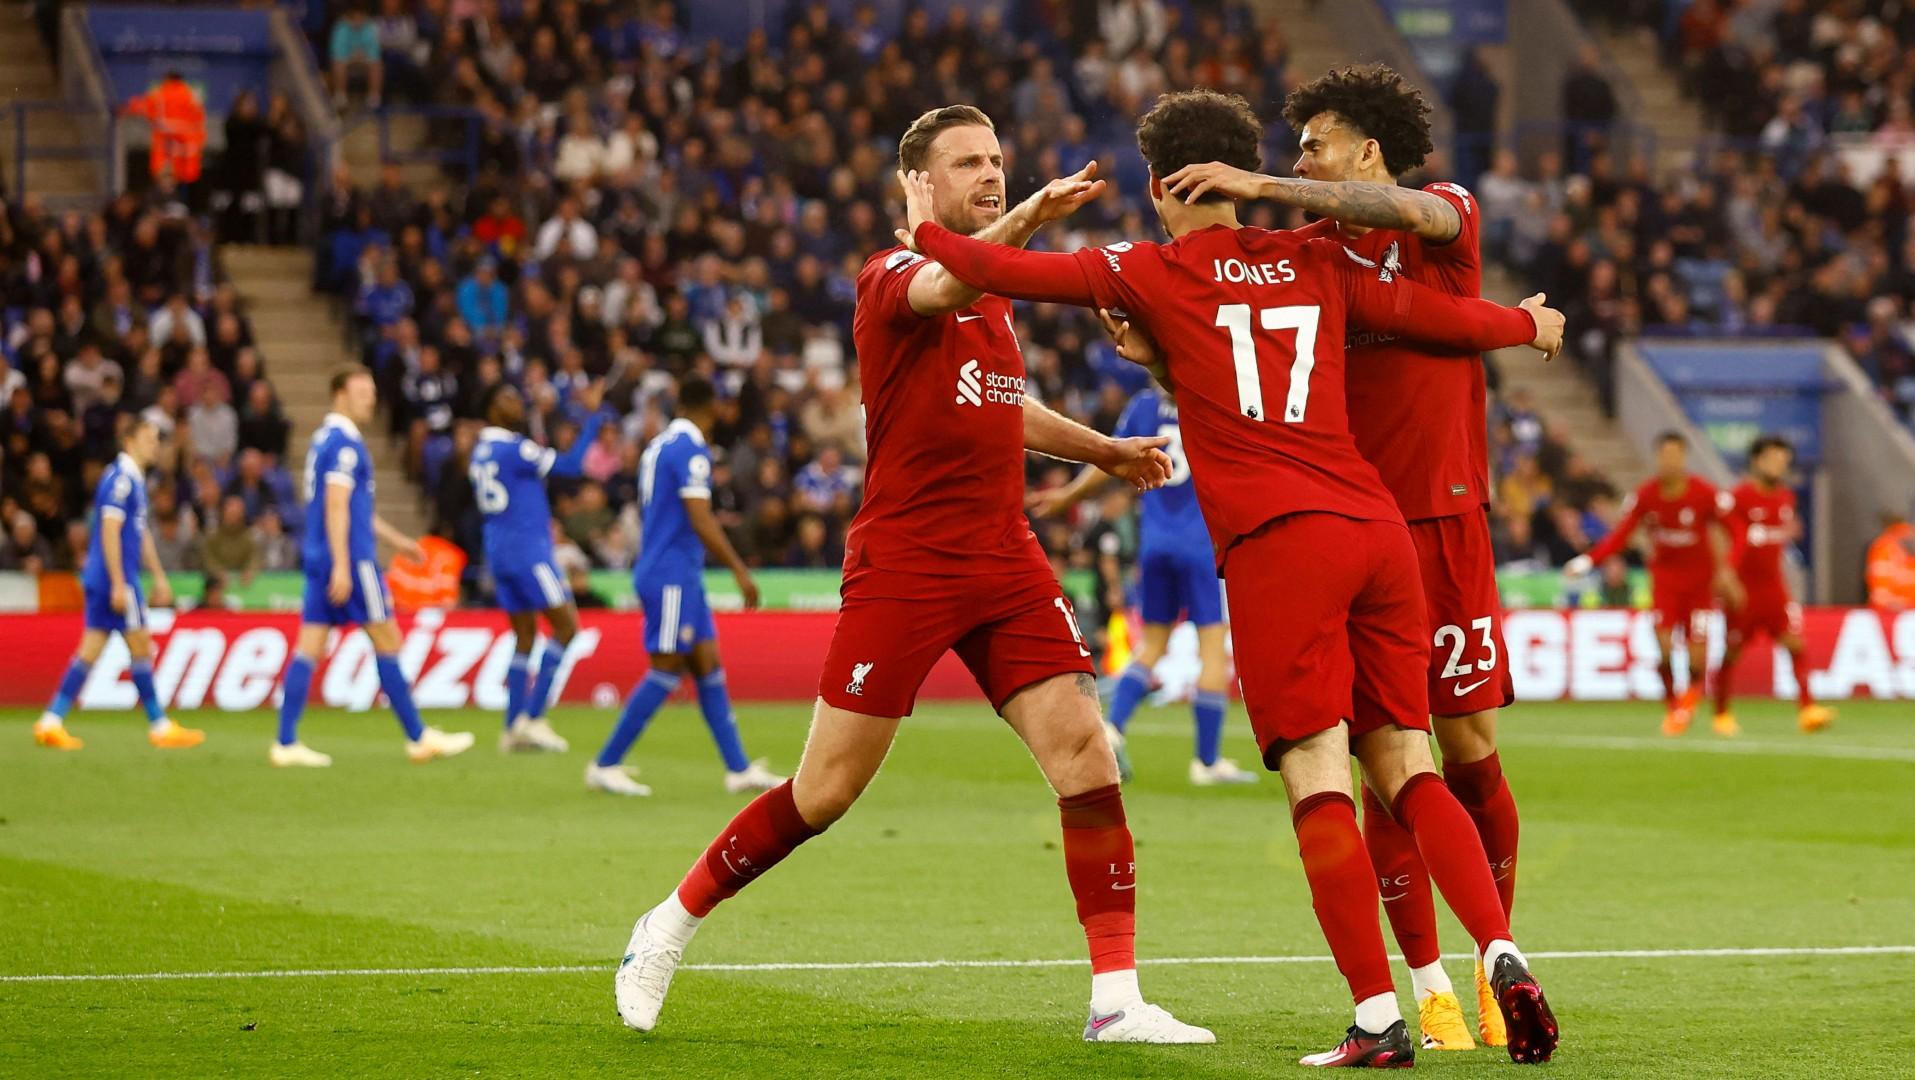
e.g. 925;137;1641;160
186;382;238;467
1868;511;1915;610
149;488;198;572
237;380;290;461
62;344;120;411
456;258;509;343
703;294;762;372
218;91;270;244
173;347;229;408
120;71;206;200
263;94;308;245
223;450;283;523
330;4;384;109
149;293;206;351
1561;45;1618;168
199;495;261;585
0;510;51;573
533;197;597;262
255;508;297;571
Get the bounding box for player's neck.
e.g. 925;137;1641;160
1749;475;1778;492
1161;201;1240;240
1657;473;1688;494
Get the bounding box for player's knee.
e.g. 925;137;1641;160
123;631;153;659
792;763;868;826
1433;712;1496;765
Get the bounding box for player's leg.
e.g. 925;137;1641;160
122;624;201;748
1653;619;1690;736
1687;610;1731;736
517;562;574;743
499;608;538;747
35;629;110;748
688;638;783;792
1107;549;1176;739
1781;608;1834;731
1183;557;1250;785
590;580;693;792
363;616;472;759
1713;624;1746;733
270;622;333;766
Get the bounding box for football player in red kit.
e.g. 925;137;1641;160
1714;435;1835;733
1567;432;1743;735
1160;64;1519;1050
613;104;1219;1047
907;89;1563;1067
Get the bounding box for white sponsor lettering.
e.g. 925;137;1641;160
212;628;288;711
1814;608;1897;700
156;628;225;709
1503;610;1568;701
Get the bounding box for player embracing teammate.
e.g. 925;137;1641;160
905;88;1563;1065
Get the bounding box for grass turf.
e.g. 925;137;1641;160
2;697;1912;1078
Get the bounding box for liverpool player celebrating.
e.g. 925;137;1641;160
1713;435;1834;733
907;90;1562;1066
1160;63;1521;1051
614;106;1209;1045
1567;432;1742;736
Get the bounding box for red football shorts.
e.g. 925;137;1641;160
1726;581;1800;646
1652;573;1716;640
1223;512;1431;767
1409;509;1515;718
818;559;1096;718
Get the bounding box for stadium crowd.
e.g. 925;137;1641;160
0;192;301;586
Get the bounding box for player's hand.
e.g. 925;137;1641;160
328;564;352;604
578;378;606;413
895;168;937;249
1161;161;1274;204
1098;308;1174;395
150;577;174;609
1519;293;1565;360
1104;436;1173;492
399;536;426;562
735;569;761;611
1025;160;1106;226
1563;554;1594;578
1026;486;1075;519
109;581;130;614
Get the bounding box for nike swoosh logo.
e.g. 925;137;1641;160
955;314;983;322
720;850;741;876
1111;882;1136;891
1452;677;1492;696
1089;1012;1124;1030
1379;892;1409;902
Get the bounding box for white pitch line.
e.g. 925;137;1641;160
4;945;1911;985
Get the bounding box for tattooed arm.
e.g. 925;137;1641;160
1160;162;1462;243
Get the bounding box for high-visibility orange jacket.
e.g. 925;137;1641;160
122;78;206;184
388;536;468;613
1866;522;1915;610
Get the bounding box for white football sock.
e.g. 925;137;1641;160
1354;991;1402;1034
649;891;702;950
1409;959;1453;1001
1482;938;1524;974
1090;968;1141;1014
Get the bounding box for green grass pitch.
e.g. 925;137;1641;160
3;697;1912;1077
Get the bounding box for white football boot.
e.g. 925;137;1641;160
508;716;569;753
1188;757;1260;786
270;742;333;768
723;759;784;793
615;907;684;1031
407;727;475;762
1083;1002;1217;1044
586;763;652;796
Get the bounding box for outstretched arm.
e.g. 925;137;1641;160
1161;162;1462;243
900;163;1107;317
1568;498;1645;574
1339;255;1559;357
912;222;1100;306
1024;399;1171;491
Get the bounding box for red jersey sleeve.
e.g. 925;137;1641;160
909;223;1101;306
856;246;937;327
1721;485;1750;564
1324;239;1535;353
1418;182;1481;267
1584;485;1649;564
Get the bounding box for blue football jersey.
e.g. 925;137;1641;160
1115;389;1210;556
82;452;148;590
300;413;378;571
633;418;712;583
470;426;563;571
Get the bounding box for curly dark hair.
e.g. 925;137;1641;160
1134;90;1263;203
1282;64;1434;177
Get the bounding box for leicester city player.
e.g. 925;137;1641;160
1030;384;1256;786
472;379;606;752
587;376;782;796
270;367;474;767
35;416;204;750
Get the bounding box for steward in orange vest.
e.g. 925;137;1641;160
121;72;206;184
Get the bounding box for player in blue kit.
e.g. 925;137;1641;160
472;380;607;753
35;417;204;750
269;367;475;767
1029;383;1256;786
587;376;783;797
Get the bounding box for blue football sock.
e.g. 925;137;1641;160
597;670;681;768
527;642;565;720
696;668;751;773
375;653;426;741
278;655;315;746
1107;661;1152;734
504;652;530;730
1193;690;1229;767
129;657;165;725
45;658;92;721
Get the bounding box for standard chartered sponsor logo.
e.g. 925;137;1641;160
955;360;1024;407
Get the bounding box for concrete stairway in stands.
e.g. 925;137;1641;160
224;245;428;539
1589;21;1709;173
1252;0;1357;92
1484;266;1645;486
0;3;104;206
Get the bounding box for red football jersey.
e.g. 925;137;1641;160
1297;182;1488;522
845;246;1040;575
1584;475;1724;582
1722;480;1797;589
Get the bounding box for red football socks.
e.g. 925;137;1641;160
676;781;821;917
1393;773;1511;953
1359;784;1442;969
1294;792;1395;1004
1713;657;1736;718
1657;657;1677;704
1059;784;1137;974
1793;650;1815;708
1443;752;1520;917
